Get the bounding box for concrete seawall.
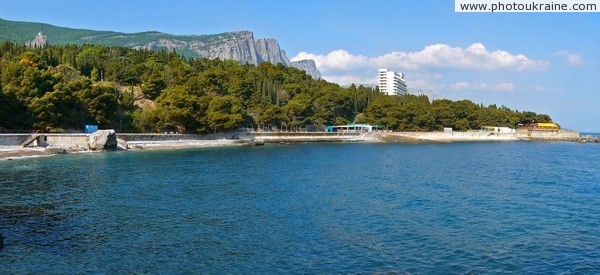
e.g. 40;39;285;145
516;130;581;141
45;134;89;148
0;129;583;149
0;133;88;147
118;132;254;142
376;130;580;143
0;134;28;146
252;132;375;143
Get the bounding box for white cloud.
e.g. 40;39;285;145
291;42;549;73
408;78;446;92
321;74;377;86
493;82;515;92
291;49;368;71
447;81;517;92
533;85;546;92
449;81;488;91
554;50;583;65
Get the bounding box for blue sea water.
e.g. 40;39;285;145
1;142;600;273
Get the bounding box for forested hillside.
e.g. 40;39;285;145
0;42;552;133
0;18;224;48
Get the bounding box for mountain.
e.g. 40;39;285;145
0;18;321;78
289;60;321;79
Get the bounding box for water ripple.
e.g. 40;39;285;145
1;142;600;273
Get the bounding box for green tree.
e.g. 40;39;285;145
141;67;166;100
207;95;244;132
0;88;30;129
76;82;119;127
153;85;207;133
283;94;313;127
432;99;456;130
29;89;81;131
258;105;286;129
451;100;480;130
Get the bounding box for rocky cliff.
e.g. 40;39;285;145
133;32;288;66
290;59;322;79
5;18;322;79
133;31;321;79
27;32;48;48
255;38;290;65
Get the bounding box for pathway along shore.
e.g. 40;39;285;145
0;130;588;161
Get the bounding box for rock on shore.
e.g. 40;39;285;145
44;147;67;154
88;130;118;151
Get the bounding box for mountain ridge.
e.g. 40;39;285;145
0;18;321;79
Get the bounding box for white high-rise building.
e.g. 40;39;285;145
378;68;407;95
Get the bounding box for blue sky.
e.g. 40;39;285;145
1;0;599;131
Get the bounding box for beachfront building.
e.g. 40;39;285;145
483;126;516;134
378;68;407;95
516;122;561;133
326;124;382;133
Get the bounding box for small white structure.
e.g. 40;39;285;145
483;126;516;134
378;68;407;95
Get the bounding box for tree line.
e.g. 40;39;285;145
0;42;553;133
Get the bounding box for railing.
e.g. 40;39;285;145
0;129;49;134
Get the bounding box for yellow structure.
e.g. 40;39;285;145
532;123;560;130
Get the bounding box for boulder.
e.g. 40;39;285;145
88;129;118;151
237;139;265;146
44;147;67;154
117;138;129;151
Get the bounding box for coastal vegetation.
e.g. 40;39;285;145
0;42;553;133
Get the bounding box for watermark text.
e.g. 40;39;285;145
456;0;599;12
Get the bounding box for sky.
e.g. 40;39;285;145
1;0;599;131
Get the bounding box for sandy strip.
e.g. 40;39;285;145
126;139;246;150
0;146;51;161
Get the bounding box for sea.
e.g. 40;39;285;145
1;141;599;273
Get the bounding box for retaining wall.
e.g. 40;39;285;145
252;132;368;143
45;134;89;148
118;132;254;142
516;130;580;141
0;134;29;146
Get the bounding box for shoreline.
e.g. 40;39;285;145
127;139;250;150
0;138;261;161
0;130;588;161
0;146;53;161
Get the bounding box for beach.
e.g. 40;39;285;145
0;146;52;161
0;140;245;161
